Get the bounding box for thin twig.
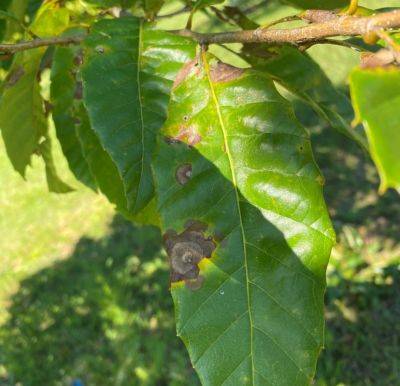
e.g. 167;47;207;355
0;35;85;54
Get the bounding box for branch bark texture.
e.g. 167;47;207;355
0;10;399;54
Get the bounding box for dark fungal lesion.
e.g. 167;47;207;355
164;220;216;291
175;163;192;185
4;65;25;88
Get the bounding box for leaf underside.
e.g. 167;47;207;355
154;54;335;385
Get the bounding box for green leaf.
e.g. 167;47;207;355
252;47;368;150
154;54;335;385
0;49;46;176
75;105;128;211
0;1;12;41
30;0;70;37
350;67;400;193
143;0;165;18
39;134;74;193
82;17;195;214
283;0;347;9
191;0;224;11
76;104;161;226
50;45;97;190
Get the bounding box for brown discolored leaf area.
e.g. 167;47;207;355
209;62;244;83
175;163;192;185
74;81;83;100
4;66;25;88
173;57;201;89
164;220;215;290
172;126;202;146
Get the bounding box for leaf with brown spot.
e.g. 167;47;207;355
154;52;335;385
82;17;196;213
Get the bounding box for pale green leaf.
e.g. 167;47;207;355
0;49;46;176
82;17;195;213
154;54;335;385
39;134;74;193
30;0;70;37
350;67;400;193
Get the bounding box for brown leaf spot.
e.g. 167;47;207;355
73;50;84;66
173;125;202;146
44;100;53;117
176;163;192;185
210;62;244;83
173;58;201;89
164;222;216;291
5;66;25;88
74;81;83;100
185;276;204;291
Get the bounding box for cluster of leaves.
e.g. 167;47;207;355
1;0;399;385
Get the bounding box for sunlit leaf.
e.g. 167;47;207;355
0;49;46;175
39;134;74;193
350;67;400;193
30;0;70;37
154;53;335;385
82;17;195;213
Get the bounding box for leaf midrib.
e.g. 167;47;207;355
202;51;256;384
134;19;146;213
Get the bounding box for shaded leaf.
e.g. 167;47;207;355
50;44;97;190
143;0;165;18
75;105;129;210
82;17;195;213
251;47;368;150
154;54;335;385
283;0;347;9
350;67;400;193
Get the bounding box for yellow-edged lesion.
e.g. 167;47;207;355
198;257;213;272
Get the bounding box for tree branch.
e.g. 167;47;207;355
0;35;84;54
174;10;400;45
0;10;400;55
